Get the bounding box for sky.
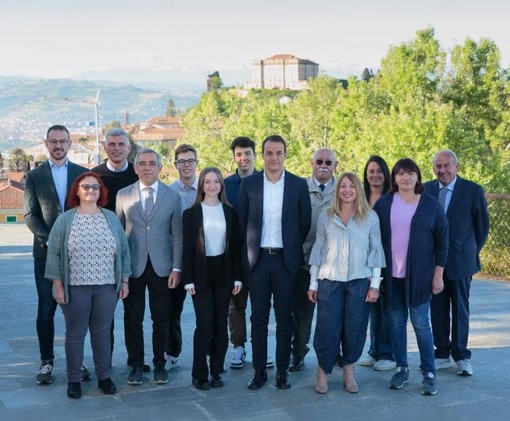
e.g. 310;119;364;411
1;0;510;82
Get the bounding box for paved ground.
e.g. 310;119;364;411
0;223;509;421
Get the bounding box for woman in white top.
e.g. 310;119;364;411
308;172;385;394
183;167;242;390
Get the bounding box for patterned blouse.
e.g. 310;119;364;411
67;212;117;286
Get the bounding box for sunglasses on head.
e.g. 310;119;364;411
316;159;333;166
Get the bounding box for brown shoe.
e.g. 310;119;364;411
314;366;328;394
343;364;358;393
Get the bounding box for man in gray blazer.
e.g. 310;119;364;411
116;148;183;386
24;124;87;385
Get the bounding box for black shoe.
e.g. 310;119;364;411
276;369;291;389
288;357;304;372
128;364;144;385
192;377;211;390
67;382;82;399
210;374;224;388
248;369;267;390
98;378;117;395
81;364;91;381
153;362;169;384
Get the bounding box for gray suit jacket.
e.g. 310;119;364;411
116;180;183;278
24;160;87;258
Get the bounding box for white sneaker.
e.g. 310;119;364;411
359;355;377;367
456;359;473;376
435;357;454;370
230;346;246;369
373;359;396;371
266;357;275;369
166;354;180;369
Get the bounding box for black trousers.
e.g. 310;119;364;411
166;282;187;357
124;259;170;366
249;251;296;370
291;267;316;360
191;254;231;381
431;275;472;361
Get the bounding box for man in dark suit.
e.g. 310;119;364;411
238;135;311;390
116;148;183;386
92;127;139;365
424;149;489;376
24;124;87;385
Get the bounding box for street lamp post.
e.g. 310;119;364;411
93;90;101;164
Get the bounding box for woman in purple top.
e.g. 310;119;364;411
373;158;448;396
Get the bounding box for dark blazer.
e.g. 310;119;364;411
238;170;312;274
182;204;241;289
24;160;87;258
116;180;183;278
373;193;449;308
424;176;489;279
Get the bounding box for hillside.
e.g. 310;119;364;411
0;76;201;152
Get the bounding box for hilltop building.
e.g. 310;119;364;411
245;54;319;90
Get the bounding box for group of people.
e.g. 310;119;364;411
24;124;489;400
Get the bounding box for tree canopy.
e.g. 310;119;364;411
178;28;510;193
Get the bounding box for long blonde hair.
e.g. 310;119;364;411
328;172;370;222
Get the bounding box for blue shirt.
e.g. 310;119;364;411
49;159;69;213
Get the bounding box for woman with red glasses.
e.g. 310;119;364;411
45;172;131;399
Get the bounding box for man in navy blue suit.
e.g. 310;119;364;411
238;135;311;390
424;149;489;377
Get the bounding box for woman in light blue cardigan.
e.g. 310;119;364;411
45;172;131;399
308;172;385;394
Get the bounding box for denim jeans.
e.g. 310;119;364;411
367;295;394;361
34;257;58;362
313;278;370;374
388;277;435;375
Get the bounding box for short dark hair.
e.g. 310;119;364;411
46;125;70;140
230;137;256;154
363;155;391;200
390;158;424;194
174;144;197;161
67;172;108;208
262;135;286;154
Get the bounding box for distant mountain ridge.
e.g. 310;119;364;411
0;76;202;152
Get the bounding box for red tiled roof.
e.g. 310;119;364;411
0;180;24;209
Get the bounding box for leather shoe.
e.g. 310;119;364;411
67;382;82;399
192;377;211;390
210;374;224;388
288;357;304;372
98;378;117;395
275;369;291;389
248;369;267;390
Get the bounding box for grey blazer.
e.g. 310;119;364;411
116;180;183;278
24;160;87;258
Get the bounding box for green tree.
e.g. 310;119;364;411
166;97;177;117
9;148;30;172
208;71;223;91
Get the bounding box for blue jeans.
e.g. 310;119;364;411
389;277;435;375
367;295;394;361
34;257;58;362
313;278;370;374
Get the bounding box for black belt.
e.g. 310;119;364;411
260;247;283;255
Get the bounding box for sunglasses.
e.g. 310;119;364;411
80;184;101;191
316;159;333;166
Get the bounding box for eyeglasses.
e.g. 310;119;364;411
434;163;454;170
316;159;333;166
79;184;101;191
175;158;197;166
47;139;69;145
